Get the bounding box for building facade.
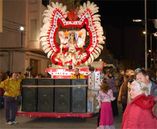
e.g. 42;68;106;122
0;0;49;76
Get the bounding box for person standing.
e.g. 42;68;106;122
71;68;86;79
105;71;119;116
97;80;115;129
135;68;157;117
0;72;7;108
135;68;157;96
0;72;23;125
121;80;157;129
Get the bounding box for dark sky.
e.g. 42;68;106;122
91;0;157;68
43;0;157;68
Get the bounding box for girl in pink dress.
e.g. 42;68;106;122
97;80;115;129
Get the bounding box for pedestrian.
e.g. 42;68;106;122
118;70;135;113
0;72;23;125
106;72;119;116
135;68;157;116
71;68;86;79
97;80;115;129
121;80;157;129
135;68;157;96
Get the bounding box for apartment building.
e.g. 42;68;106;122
0;0;50;76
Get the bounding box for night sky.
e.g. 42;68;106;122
43;0;157;68
91;0;157;68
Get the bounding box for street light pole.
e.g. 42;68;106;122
144;0;148;69
19;26;24;48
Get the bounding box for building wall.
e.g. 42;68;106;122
0;0;26;48
0;0;3;32
0;0;49;75
25;52;49;76
26;0;42;49
0;52;9;72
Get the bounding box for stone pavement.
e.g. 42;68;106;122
0;108;122;129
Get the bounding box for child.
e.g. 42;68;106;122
97;80;115;129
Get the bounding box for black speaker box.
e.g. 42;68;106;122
37;79;54;85
71;79;87;112
22;79;37;112
54;79;71;112
22;88;37;112
21;78;37;85
54;87;71;112
71;79;87;85
54;79;71;85
37;79;54;112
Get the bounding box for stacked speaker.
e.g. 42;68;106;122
71;79;87;113
37;79;54;112
21;79;87;113
21;79;37;112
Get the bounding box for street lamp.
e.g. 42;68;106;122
149;32;157;69
19;26;24;48
132;0;148;69
144;0;148;70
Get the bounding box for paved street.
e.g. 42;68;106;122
0;108;122;129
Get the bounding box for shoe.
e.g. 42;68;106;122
12;121;18;124
6;121;13;125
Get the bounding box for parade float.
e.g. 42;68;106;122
18;1;105;118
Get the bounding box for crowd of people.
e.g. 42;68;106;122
0;67;157;128
96;67;157;129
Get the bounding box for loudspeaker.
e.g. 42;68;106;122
37;79;54;85
71;79;87;112
22;79;37;112
71;79;87;85
54;79;71;85
54;79;71;112
37;79;54;112
21;78;37;85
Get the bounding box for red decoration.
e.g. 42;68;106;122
67;9;78;21
40;2;105;66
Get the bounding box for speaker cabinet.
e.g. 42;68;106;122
55;79;71;85
54;87;71;112
21;78;37;85
37;79;54;112
21;79;88;113
71;79;87;85
37;79;54;85
54;79;71;112
71;79;87;112
22;79;37;112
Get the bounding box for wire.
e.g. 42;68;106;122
3;26;20;33
3;19;25;26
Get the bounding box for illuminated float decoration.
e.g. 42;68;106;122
40;1;105;67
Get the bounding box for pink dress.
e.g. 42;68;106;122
97;89;115;129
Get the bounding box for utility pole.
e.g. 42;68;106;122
144;0;148;69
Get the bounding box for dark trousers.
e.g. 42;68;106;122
122;102;127;113
97;108;101;127
4;96;17;122
0;96;4;108
111;98;119;116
